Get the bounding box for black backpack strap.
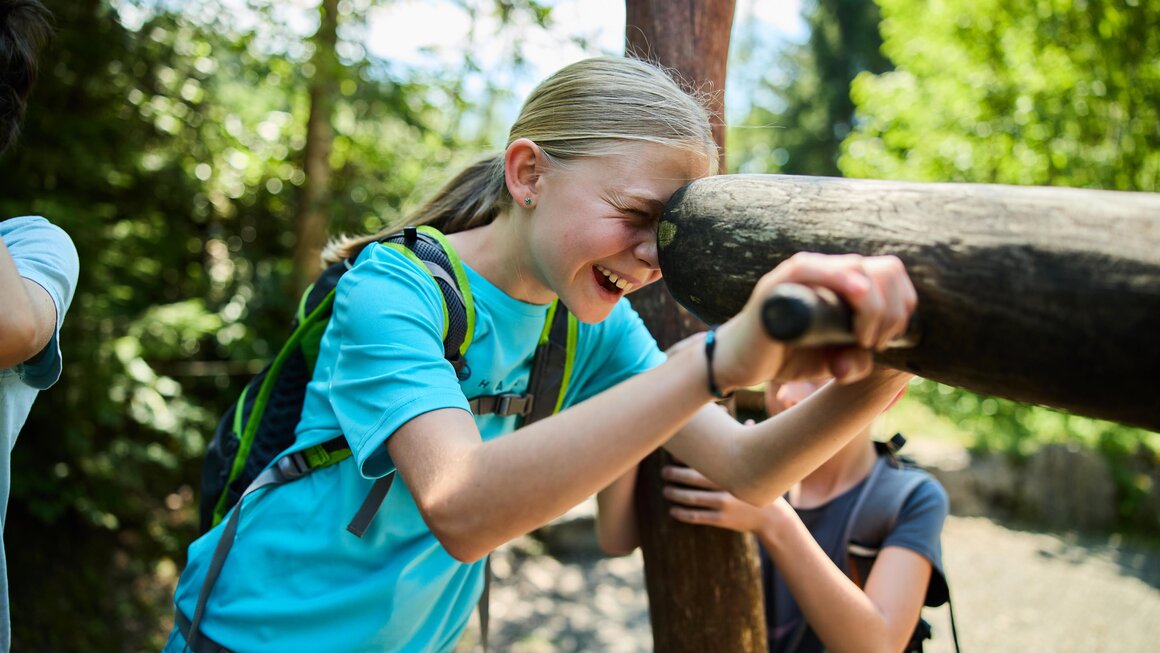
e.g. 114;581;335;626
379;226;472;365
523;301;573;425
340;227;474;536
464;301;573;423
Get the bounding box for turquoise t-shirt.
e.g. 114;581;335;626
167;242;664;652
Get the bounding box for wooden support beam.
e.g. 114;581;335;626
659;173;1160;431
624;2;766;652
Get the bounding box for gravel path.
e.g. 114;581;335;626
456;511;1160;652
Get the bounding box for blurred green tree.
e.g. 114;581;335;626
729;0;891;175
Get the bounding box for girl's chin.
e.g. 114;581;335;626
567;295;618;324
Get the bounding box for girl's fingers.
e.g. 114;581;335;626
669;506;722;526
770;253;915;353
762;253;872;307
662;485;725;509
865;256;916;350
660;464;717;489
827;347;873;384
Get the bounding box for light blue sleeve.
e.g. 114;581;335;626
566;297;666;406
325;246;470;478
1;216;80;390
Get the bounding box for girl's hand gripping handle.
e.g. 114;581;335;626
761;283;922;349
712;253;917;391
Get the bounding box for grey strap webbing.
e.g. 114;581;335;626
175;610;232;653
185;458;295;652
346;475;395;537
480;557;491;651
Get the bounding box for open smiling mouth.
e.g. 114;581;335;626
594;264;635;295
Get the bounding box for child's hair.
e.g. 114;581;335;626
322;55;719;265
0;0;53;154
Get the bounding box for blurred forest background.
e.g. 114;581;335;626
0;0;1156;650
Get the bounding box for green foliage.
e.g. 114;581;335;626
728;0;892;176
843;0;1160;192
843;0;1160;532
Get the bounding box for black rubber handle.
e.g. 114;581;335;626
760;283;921;349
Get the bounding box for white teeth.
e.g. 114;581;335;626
596;265;634;292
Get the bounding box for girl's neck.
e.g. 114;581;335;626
446;215;552;304
789;430;877;510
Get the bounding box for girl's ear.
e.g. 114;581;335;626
504;137;545;208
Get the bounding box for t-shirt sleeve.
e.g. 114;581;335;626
565;297;666;406
882;476;951;606
325;246;470;478
2;216;80;390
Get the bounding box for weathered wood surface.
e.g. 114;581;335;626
659;173;1160;431
625;2;767;652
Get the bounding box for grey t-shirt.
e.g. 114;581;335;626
0;216;79;652
763;464;949;653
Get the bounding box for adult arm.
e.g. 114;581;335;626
664;467;930;653
0;236;60;369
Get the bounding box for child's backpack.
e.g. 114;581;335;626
199;224;576;535
186;225;575;651
781;433;961;653
845;434;960;653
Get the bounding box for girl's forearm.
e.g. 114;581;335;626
416;342;713;560
667;368;910;506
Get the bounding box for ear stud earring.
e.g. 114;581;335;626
524;197;533;206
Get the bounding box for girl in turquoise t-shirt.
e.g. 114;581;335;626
167;55;917;653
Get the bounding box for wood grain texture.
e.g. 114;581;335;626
625;2;767;651
660;173;1160;431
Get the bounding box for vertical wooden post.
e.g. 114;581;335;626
624;2;767;651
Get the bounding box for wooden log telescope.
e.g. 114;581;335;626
658;174;1160;432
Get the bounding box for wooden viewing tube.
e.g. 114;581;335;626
657;174;1160;432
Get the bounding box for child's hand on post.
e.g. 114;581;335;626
712;253;916;392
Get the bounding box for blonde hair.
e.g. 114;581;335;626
322;55;719;264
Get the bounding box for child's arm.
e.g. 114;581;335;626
595;466;640;555
664;370;910;506
664;466;930;653
386;253;914;562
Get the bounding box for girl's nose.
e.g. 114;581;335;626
635;235;659;270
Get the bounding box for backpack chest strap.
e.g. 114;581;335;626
469;393;535;418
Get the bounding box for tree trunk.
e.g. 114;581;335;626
293;0;340;293
625;3;767;652
658;173;1160;431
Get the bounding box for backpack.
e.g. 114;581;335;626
199;224;576;535
781;433;961;653
186;225;577;651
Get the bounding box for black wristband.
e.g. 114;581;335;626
704;327;732;399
